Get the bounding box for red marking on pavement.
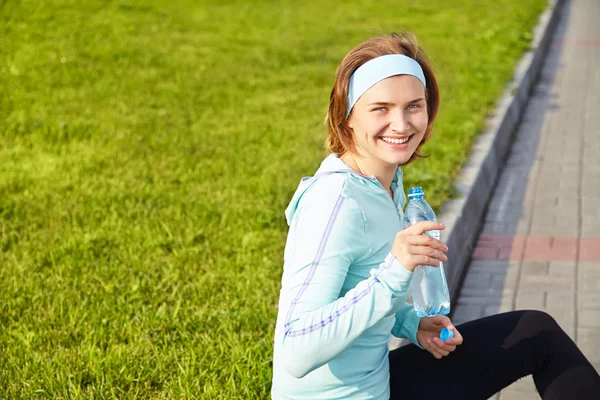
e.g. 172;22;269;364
523;236;553;260
552;39;600;47
580;238;600;263
549;237;578;261
472;234;600;263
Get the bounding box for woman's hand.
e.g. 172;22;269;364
416;315;463;359
391;221;448;272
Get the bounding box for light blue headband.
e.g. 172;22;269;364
346;54;427;117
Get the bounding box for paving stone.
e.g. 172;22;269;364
524;236;553;260
553;216;580;231
578;292;600;310
460;287;515;298
499;390;540;400
582;199;600;214
579;243;600;263
519;274;575;291
545;291;575;310
529;223;565;236
582;185;600;198
579;262;600;278
544;307;575;339
491;269;519;288
521;261;549;276
582;223;600;237
481;221;513;235
498;239;526;261
548;236;579;261
473;246;500;260
484;302;514;316
578;309;600;328
558;179;579;191
505;376;537;393
516;219;531;236
469;260;519;273
463;272;492;289
577;327;600;363
548;260;576;276
581;217;600;233
452;304;483;323
457;295;513;308
532;197;557;209
515;292;546;309
579;275;600;293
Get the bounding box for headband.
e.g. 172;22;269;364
346;54;427;117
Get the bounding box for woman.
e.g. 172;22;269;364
271;32;600;399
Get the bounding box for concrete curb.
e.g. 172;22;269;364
440;0;565;308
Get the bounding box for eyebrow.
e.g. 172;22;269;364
367;98;426;106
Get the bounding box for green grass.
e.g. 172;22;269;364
1;0;546;398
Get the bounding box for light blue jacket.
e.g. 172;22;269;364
272;154;422;400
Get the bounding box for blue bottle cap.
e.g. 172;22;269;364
408;186;423;195
408;186;424;199
440;327;454;341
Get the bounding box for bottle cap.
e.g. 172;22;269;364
440;327;454;341
408;186;424;199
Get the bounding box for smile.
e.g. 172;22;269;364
380;136;411;145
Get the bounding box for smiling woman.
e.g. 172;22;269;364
271;32;600;400
345;75;429;168
326;37;439;168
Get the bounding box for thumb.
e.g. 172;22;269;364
433;314;451;327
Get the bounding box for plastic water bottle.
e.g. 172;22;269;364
403;187;451;318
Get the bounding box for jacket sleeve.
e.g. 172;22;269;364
279;192;414;378
391;303;423;348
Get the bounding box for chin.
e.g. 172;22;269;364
384;154;413;166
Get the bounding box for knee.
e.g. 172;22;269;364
522;310;561;332
502;310;572;352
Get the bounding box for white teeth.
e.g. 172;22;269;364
381;136;409;144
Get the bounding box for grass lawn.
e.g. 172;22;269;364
1;0;546;398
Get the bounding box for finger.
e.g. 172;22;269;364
407;235;448;252
421;315;447;328
432;337;456;353
444;336;462;346
411;254;441;267
452;329;464;345
421;315;450;329
427;344;443;359
410;245;448;263
444;326;463;346
430;338;451;355
427;338;448;358
436;315;452;326
404;221;445;236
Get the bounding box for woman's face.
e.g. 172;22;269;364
348;74;429;167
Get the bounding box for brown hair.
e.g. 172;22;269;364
326;32;440;165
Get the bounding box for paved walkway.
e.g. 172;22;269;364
451;0;600;398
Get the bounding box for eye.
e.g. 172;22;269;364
407;104;423;110
371;107;388;112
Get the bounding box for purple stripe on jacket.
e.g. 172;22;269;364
286;277;379;337
284;195;346;329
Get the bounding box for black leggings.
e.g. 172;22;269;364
389;310;600;399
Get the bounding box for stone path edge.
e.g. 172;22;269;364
438;0;566;308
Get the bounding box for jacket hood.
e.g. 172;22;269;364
284;154;403;226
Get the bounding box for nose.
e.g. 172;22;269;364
389;110;410;133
